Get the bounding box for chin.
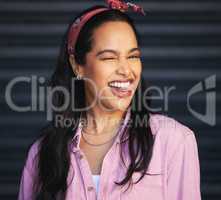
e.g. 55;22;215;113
102;100;131;113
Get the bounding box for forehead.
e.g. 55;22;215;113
91;21;138;49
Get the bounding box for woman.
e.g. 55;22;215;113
18;2;201;200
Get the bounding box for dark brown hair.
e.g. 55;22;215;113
35;5;156;199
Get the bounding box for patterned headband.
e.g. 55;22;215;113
68;0;146;55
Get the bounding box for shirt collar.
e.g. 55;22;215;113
70;106;132;153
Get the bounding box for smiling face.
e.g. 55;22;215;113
71;21;142;112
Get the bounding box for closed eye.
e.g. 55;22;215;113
100;55;141;60
101;57;116;60
128;55;141;59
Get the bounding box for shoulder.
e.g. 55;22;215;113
24;138;42;176
149;113;197;161
149;113;194;138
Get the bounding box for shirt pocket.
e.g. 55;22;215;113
120;171;164;200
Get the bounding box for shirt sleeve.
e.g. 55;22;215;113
18;141;39;200
18;165;35;200
167;132;201;200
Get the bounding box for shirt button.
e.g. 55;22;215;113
79;154;83;159
87;186;94;191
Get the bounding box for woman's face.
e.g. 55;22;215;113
73;21;142;112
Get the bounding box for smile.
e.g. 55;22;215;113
108;80;134;98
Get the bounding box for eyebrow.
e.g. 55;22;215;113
96;48;141;57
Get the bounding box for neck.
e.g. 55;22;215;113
82;106;127;135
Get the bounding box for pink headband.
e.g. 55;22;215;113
67;0;145;55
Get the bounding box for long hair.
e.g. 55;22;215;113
34;5;158;199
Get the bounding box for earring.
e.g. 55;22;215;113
76;74;82;80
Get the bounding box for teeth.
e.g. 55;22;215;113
109;81;130;89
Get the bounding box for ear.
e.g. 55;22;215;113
69;54;84;76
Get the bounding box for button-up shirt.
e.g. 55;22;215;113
18;107;201;200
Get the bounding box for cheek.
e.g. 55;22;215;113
84;70;112;95
87;66;113;84
135;66;142;78
133;63;142;81
135;60;142;73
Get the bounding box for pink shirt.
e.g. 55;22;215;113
18;107;201;200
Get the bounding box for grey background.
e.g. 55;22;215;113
0;0;220;199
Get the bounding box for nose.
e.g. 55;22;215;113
116;59;131;76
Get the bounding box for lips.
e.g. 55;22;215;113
108;79;134;98
108;79;134;89
108;78;133;84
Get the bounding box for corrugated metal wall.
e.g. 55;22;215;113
0;0;220;199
